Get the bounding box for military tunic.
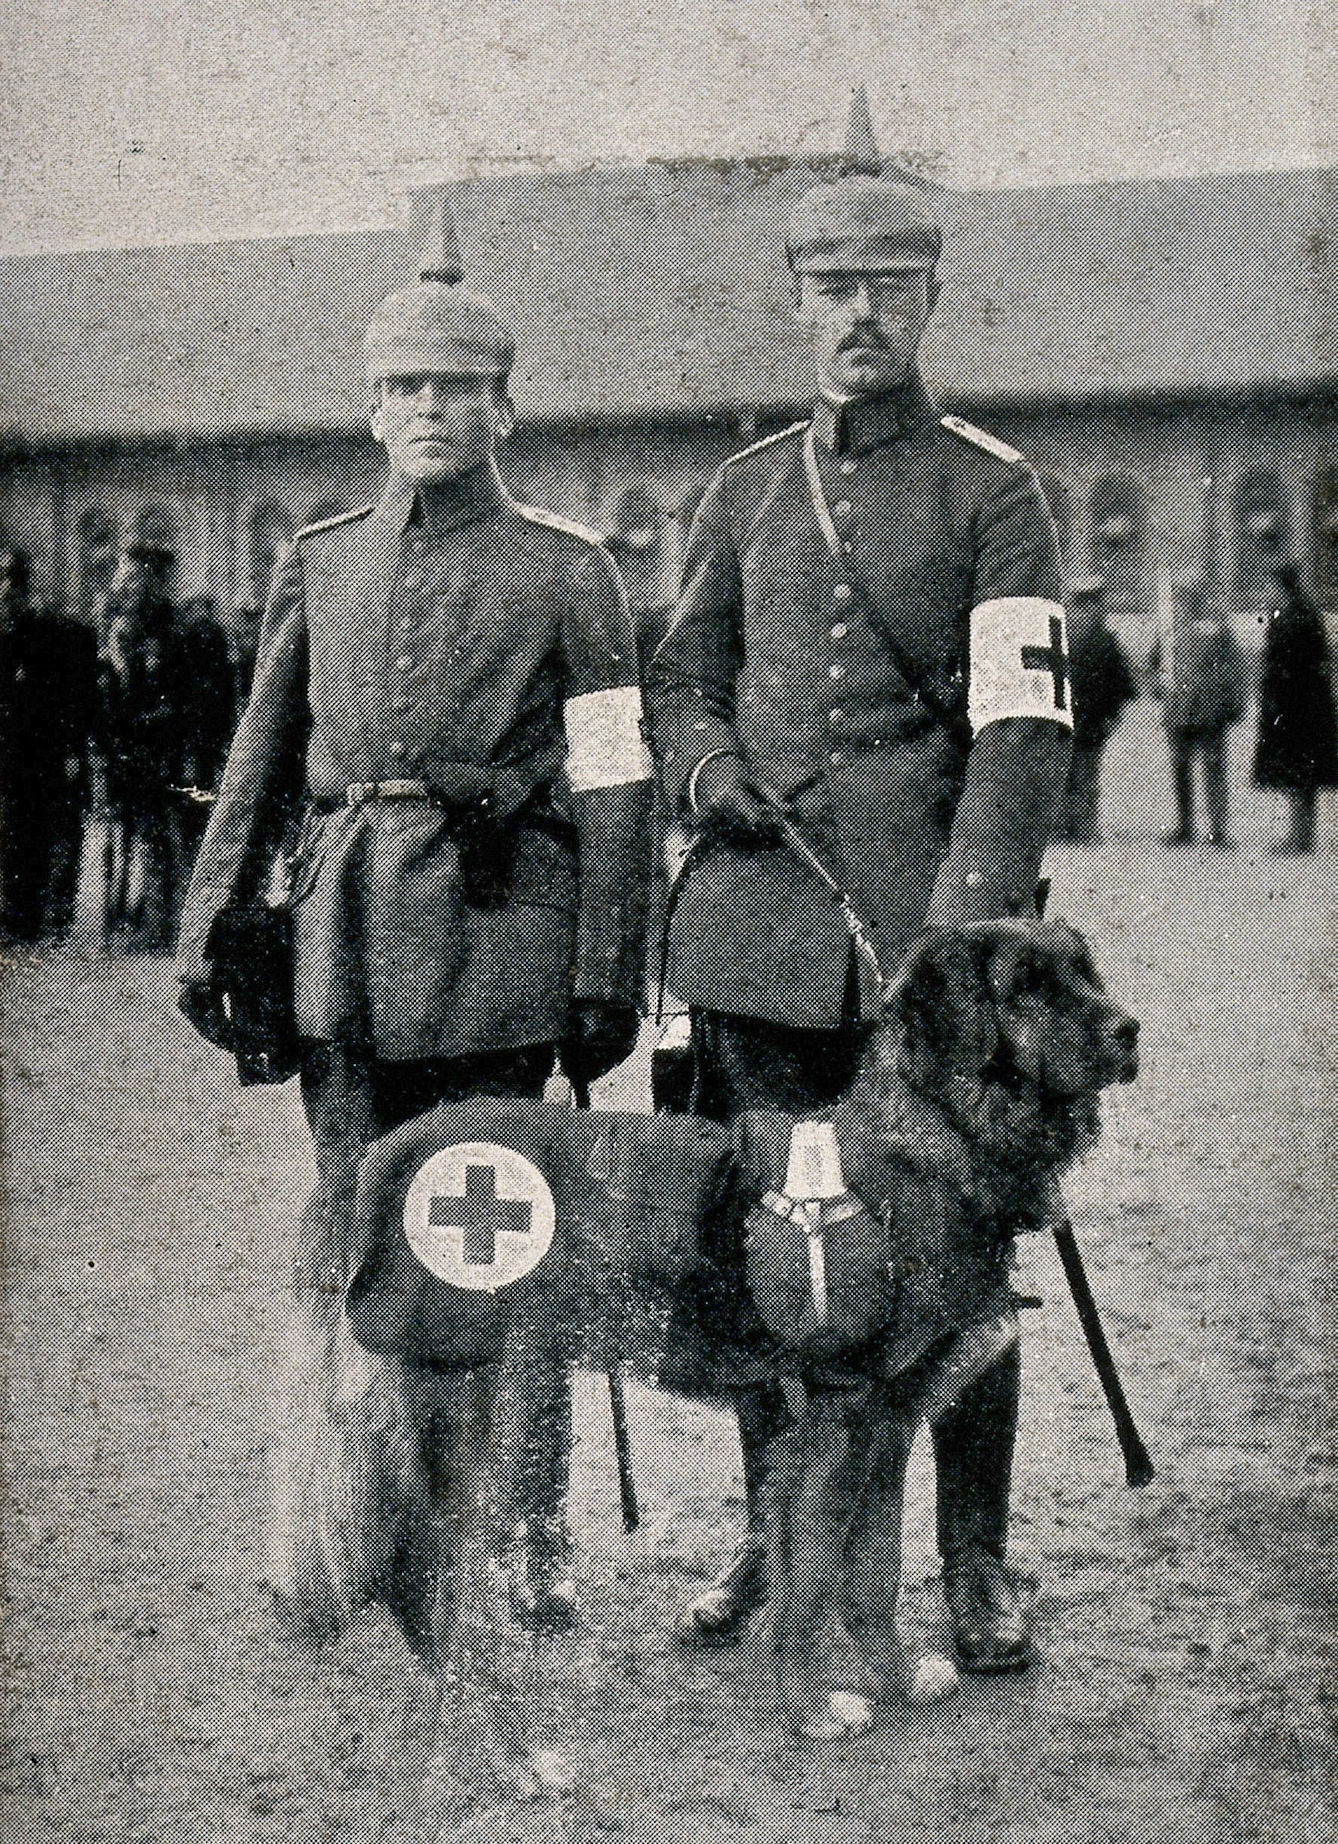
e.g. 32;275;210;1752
646;378;1072;1025
177;462;651;1061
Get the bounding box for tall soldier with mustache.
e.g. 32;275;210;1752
645;138;1074;1672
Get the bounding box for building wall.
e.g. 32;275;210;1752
2;398;1334;661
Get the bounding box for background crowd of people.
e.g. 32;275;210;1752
2;522;1336;956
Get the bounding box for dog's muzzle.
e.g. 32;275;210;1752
1100;1010;1140;1085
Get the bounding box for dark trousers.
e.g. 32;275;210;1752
1062;742;1106;843
692;1003;1019;1561
0;766;84;939
298;1039;572;1561
1168;726;1231;844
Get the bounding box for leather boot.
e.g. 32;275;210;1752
673;1538;769;1648
942;1541;1036;1673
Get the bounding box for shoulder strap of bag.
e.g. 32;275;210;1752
802;426;974;758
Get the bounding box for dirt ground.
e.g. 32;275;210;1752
3;701;1336;1844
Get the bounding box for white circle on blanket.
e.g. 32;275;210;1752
403;1142;556;1292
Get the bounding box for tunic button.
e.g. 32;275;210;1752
829;751;846;767
395;654;413;673
401;570;424;593
833;584;853;603
829;707;844;723
391;694;410;712
390;740;407;759
831;622;848;640
841;540;853;555
840;459;857;476
829;663;846;680
833;501;852;518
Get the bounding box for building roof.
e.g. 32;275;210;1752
1;161;1334;449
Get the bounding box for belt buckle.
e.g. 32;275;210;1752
346;783;374;807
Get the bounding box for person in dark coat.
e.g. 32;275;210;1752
175;595;240;874
175;205;651;1626
0;546;98;940
97;539;194;946
1061;577;1137;843
644;159;1072;1673
1253;558;1338;853
1149;580;1247;849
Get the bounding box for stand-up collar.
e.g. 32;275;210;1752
811;374;938;456
375;460;510;534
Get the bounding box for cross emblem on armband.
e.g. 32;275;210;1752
1020;615;1068;711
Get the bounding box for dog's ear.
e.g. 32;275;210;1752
984;929;1033;1007
891;929;1000;1088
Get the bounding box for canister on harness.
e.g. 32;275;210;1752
744;1122;897;1361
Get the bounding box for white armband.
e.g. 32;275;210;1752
564;686;653;792
968;596;1073;732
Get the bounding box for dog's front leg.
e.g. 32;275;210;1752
766;1410;857;1738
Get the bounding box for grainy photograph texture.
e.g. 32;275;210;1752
1;8;1336;1840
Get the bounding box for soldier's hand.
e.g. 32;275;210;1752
689;755;782;846
178;973;234;1052
561;1000;641;1088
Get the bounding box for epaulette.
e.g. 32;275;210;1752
295;504;375;542
514;503;606;547
722;420;810;469
940;415;1026;467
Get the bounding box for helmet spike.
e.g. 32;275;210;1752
841;84;882;177
418;195;464;286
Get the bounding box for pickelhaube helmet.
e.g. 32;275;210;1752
364;198;516;384
786;87;943;275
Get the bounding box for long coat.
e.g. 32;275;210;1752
644;378;1072;1027
177;463;651;1062
1253;571;1338;792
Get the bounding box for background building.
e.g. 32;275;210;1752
2;148;1335;656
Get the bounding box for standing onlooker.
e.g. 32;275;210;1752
1150;580;1247;849
1253;558;1338;853
98;539;192;946
1061;576;1137;844
0;546;99;941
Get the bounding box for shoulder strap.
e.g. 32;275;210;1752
801;427;973;758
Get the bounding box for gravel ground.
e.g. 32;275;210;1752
2;701;1336;1843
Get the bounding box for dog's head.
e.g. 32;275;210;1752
870;921;1138;1163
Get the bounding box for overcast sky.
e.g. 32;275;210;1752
1;0;1333;253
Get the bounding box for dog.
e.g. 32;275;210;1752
760;920;1139;1736
266;919;1137;1774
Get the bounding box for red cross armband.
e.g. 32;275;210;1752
968;597;1073;733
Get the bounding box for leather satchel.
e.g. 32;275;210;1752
205;899;301;1086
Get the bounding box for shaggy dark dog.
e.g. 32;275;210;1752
266;920;1137;1773
762;920;1138;1735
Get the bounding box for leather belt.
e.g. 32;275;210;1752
344;779;440;806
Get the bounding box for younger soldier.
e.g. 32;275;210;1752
177;205;651;1632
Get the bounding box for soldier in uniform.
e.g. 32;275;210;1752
0;545;98;940
1062;576;1137;844
1;534;99;936
645;161;1073;1672
1149;580;1247;849
99;538;194;946
176;207;651;1630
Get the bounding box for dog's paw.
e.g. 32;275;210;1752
791;1691;876;1740
827;1691;876;1733
907;1653;961;1704
503;1749;578;1798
